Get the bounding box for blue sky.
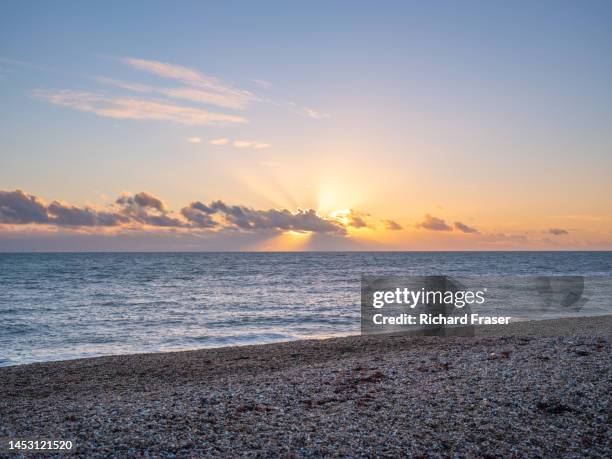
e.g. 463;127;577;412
1;1;612;250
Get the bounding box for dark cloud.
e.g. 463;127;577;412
116;192;166;212
346;210;369;229
0;190;179;228
0;190;49;224
208;201;255;229
0;190;349;235
180;203;217;228
383;219;403;230
417;214;452;231
116;192;185;227
189;201;214;214
48;201;129;227
454;221;479;234
137;213;186;227
548;228;569;236
182;200;346;234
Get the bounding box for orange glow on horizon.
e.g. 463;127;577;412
252;230;314;251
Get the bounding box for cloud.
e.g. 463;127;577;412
210;138;229;146
93;76;153;93
35;56;328;127
111;57;326;119
180;203;218;229
346;210;369;229
233;140;254;148
119;57;258;110
96;75;253;111
32;89;247;126
416;215;480;233
48;201;128;227
329;209;371;229
417;214;452;231
159;87;251;111
454;221;479;234
182;200;346;234
548;228;569;236
116;192;166;212
284;101;330;120
0;190;49;224
233;140;271;149
0;190;128;228
114;192;190;227
0;189;351;235
187;137;201;144
302;108;330;120
209;138;270;149
383;219;403;230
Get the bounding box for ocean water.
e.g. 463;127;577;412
1;252;611;366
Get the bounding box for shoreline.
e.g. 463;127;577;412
1;315;610;456
3;314;611;370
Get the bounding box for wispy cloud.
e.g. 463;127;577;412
95;76;251;110
187;137;201;144
159;87;251;110
119;57;258;110
209;138;229;146
233;140;270;149
32;89;247;126
233;140;255;148
209;138;270;149
33;56;328;128
93;76;153;93
114;57;327;118
301;107;330;120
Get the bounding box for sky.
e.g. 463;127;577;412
1;1;611;251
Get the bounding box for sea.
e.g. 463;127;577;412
1;252;611;366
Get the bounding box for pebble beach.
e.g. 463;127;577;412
1;315;610;458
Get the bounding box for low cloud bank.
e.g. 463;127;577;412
0;190;346;235
417;214;479;234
